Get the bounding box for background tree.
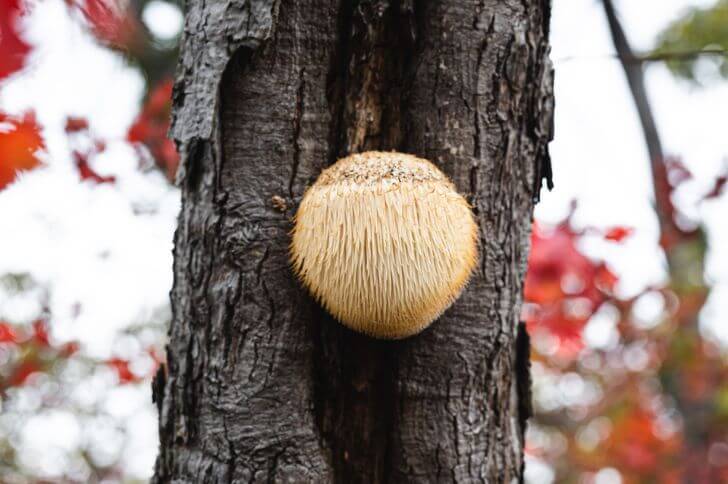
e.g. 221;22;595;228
525;1;728;482
152;0;553;481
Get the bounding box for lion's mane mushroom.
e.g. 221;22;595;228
290;151;478;339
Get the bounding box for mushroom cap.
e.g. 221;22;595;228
290;151;478;339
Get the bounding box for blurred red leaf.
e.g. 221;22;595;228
605;405;680;477
525;219;623;357
605;226;633;242
73;150;115;184
595;264;618;293
526;222;610;305
32;319;50;346
619;441;658;473
64;116;89;133
72;0;138;49
0;111;44;190
0;0;31;80
128;78;179;181
0;322;18;343
106;357;139;384
704;175;726;200
147;79;174;112
59;341;80;357
7;360;41;386
147;346;163;366
0;318;83;394
533;304;588;354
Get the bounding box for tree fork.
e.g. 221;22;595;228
154;0;553;482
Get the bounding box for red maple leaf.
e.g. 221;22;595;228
0;322;18;343
531;304;588;354
604;226;633;242
525;222;599;304
525;220;621;356
128;79;179;182
0;0;32;80
73;150;116;184
64;116;89;133
594;263;618;293
704;175;726;200
64;116;116;184
0;111;44;190
32;319;50;346
72;0;139;49
605;405;680;476
106;357;139;384
7;360;41;386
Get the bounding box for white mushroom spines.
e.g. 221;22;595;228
290;151;478;339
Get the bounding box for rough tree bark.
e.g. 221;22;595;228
153;0;553;482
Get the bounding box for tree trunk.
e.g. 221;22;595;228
153;0;553;482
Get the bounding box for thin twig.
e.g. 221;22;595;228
555;48;728;65
639;47;727;62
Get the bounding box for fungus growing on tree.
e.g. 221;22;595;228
291;151;478;339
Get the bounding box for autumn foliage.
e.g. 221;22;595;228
0;319;78;392
128;79;179;181
67;0;140;50
0;3;178;478
0;0;31;81
0;112;44;190
524;219;621;357
0;0;178;188
525;161;728;482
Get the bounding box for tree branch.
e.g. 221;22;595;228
601;0;673;239
555;48;728;65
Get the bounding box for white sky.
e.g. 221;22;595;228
0;0;727;480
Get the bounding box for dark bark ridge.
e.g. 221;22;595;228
154;0;553;482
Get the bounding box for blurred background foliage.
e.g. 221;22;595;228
1;0;180;481
527;1;728;482
654;0;728;81
72;0;182;85
0;0;727;483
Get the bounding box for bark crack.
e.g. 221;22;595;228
289;68;306;198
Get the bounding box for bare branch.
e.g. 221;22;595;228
601;0;674;239
555;48;728;65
